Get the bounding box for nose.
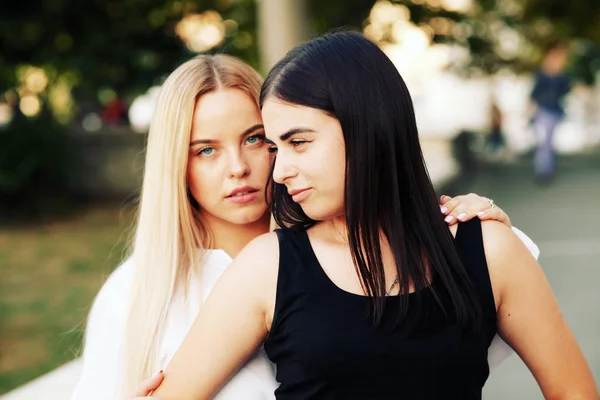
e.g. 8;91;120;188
271;154;296;184
228;149;250;179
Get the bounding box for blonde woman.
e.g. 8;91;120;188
70;55;537;400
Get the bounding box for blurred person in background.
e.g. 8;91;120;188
70;54;537;400
485;101;506;159
146;32;591;400
530;41;572;184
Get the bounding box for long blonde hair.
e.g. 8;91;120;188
121;55;263;395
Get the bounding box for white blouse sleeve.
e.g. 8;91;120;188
70;260;133;400
487;226;539;371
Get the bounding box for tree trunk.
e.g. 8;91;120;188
257;0;309;72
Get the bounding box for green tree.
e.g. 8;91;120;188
0;0;258;104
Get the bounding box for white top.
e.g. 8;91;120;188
70;250;278;400
71;227;539;400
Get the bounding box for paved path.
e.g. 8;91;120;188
460;153;600;398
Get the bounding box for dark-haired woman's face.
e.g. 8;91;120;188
262;99;346;221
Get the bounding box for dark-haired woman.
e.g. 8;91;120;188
150;31;597;400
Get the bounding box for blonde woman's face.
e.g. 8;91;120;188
187;89;272;225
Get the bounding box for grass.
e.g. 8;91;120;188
0;205;135;395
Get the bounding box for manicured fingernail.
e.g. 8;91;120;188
477;211;485;217
444;215;454;223
457;213;467;220
440;195;446;202
440;206;448;213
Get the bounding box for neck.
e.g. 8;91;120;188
331;216;392;257
331;216;349;244
203;212;271;258
330;216;399;294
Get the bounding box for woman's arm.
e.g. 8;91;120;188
151;233;279;400
487;226;540;370
482;221;597;399
440;198;541;369
70;262;133;400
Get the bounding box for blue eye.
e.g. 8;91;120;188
246;135;264;145
199;147;214;156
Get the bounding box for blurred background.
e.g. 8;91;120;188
1;0;599;398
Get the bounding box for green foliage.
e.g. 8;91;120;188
0;110;73;219
309;0;600;78
0;0;259;100
2;0;599;101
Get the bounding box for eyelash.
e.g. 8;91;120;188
246;134;266;145
267;139;309;153
196;134;265;156
290;140;307;147
197;147;215;156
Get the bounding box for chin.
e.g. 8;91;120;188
300;205;337;223
228;206;269;225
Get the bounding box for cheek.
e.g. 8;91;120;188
313;141;345;186
249;149;273;180
187;160;218;205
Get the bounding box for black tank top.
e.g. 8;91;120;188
264;219;497;399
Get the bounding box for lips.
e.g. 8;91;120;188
225;186;260;205
227;186;258;198
288;188;309;197
228;189;257;197
288;188;311;203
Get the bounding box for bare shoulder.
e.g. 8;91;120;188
232;231;280;271
479;220;540;306
224;232;280;297
225;231;280;329
480;220;535;266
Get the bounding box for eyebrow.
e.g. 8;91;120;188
279;127;316;141
189;124;264;146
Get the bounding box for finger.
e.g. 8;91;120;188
439;195;452;206
132;370;164;397
439;195;453;214
445;197;482;223
440;195;467;215
459;199;495;222
444;213;459;225
477;206;511;227
444;212;457;224
450;194;493;222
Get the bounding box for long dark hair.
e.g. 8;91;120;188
260;31;481;329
